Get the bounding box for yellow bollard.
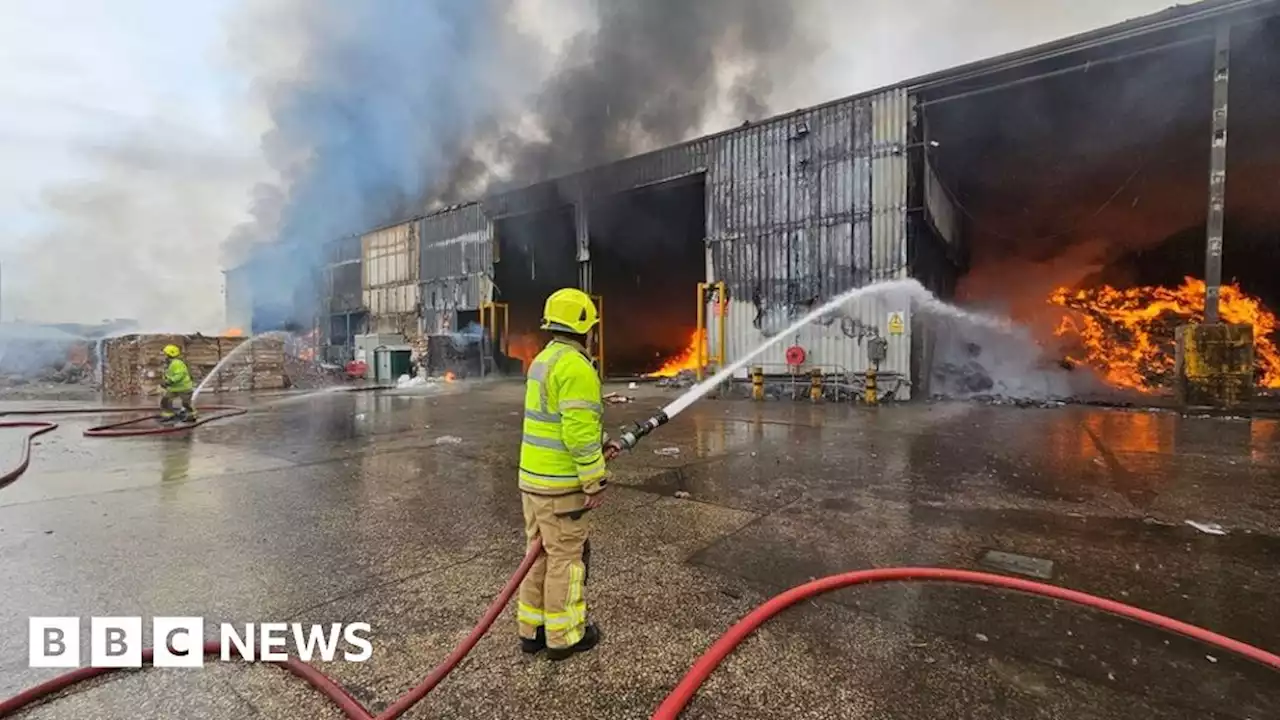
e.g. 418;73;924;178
809;369;823;403
751;367;764;401
864;367;878;406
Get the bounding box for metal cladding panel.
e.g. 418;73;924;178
363;283;420;316
706;88;912;398
484;141;711;218
419;203;495;334
362;220;419;288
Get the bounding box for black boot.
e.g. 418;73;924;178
520;627;546;654
546;624;600;661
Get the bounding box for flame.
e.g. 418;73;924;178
443;371;456;382
1049;277;1280;391
223;328;244;337
507;334;543;373
645;329;708;378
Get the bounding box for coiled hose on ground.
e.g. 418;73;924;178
0;410;1277;718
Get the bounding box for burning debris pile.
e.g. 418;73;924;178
1050;277;1280;391
0;324;97;392
645;330;708;380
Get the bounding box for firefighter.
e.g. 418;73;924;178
159;344;197;423
516;288;621;660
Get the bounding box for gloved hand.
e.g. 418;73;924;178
603;439;624;461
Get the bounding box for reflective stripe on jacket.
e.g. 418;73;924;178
519;339;606;496
164;358;194;393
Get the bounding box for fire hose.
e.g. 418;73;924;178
1;410;1278;717
0;406;247;490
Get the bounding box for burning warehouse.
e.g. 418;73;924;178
306;0;1280;405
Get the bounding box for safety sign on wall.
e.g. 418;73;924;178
887;311;905;335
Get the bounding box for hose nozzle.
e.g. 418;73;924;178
616;410;670;451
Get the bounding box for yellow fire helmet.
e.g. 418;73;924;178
540;288;599;335
163;344;181;358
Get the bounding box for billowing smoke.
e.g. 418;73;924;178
5;122;260;330
438;0;814;199
223;0;544;322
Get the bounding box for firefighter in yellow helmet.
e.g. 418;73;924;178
516;287;621;660
159;344;197;423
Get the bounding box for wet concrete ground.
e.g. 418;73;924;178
0;382;1277;719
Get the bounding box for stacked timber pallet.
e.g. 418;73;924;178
101;334;286;399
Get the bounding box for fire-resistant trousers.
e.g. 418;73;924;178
516;492;591;649
160;391;194;417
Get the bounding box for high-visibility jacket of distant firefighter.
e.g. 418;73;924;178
163;358;194;393
519;339;607;496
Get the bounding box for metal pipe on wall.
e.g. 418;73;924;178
695;284;706;382
1204;23;1231;323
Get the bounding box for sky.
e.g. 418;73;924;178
0;0;1187;329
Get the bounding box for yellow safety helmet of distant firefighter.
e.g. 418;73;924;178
163;344;181;358
540;288;598;336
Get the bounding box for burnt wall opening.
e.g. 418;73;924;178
492;205;579;372
922;13;1280;399
588;175;706;377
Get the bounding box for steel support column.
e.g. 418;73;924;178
575;200;592;293
1204;23;1231;323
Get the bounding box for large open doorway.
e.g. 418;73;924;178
918;14;1280;401
587;174;707;378
492;204;579;372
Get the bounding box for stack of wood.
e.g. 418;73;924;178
102;333;286;399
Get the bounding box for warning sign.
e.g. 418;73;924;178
887;311;905;336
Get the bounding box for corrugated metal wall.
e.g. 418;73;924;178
419;203;494;334
362;220;420;334
327;236;363;314
706;88;914;398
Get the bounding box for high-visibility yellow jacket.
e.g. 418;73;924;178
519;339;607;496
164;358;194;393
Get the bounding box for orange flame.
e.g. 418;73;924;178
1049;277;1280;391
507;334;543;373
443;371;456;382
223;328;244;337
645;329;708;378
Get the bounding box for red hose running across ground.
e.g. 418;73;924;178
2;414;1277;717
0;405;246;438
2;551;1277;719
649;567;1280;719
0;422;57;490
0;540;545;720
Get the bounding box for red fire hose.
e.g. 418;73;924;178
650;567;1280;719
0;422;57;491
1;416;1277;718
2;543;1277;719
0;406;247;438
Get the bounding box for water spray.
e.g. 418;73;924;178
611;279;936;452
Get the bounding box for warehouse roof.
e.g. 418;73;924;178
244;0;1280;262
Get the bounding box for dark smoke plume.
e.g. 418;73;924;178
227;0;817;326
223;0;540;322
437;0;816;200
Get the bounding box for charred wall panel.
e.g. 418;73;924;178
419;203;494;334
707;88;913;397
485;141;712;219
362;220;421;335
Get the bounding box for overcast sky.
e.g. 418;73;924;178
0;0;1187;327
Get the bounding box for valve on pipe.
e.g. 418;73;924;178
614;410;670;452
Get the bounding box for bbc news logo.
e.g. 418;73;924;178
29;617;373;668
